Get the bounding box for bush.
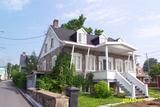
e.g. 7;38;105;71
36;75;59;92
93;81;111;98
11;70;26;89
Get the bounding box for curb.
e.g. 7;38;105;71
17;88;43;107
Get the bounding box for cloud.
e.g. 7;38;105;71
136;25;160;37
3;0;30;10
63;10;81;19
63;2;128;24
56;4;64;9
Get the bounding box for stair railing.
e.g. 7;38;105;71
116;71;135;98
124;72;148;97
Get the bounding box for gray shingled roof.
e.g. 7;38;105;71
51;26;117;45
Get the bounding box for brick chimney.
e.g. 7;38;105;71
53;19;59;28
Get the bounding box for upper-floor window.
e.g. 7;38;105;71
77;33;86;44
50;38;54;48
44;44;47;53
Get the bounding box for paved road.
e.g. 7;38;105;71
0;80;31;107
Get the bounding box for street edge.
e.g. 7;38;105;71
16;88;42;107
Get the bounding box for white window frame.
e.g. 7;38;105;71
98;56;113;71
125;60;133;72
52;55;57;68
108;57;114;71
44;44;47;53
72;53;82;71
115;59;123;72
77;33;87;44
86;55;96;71
43;60;46;71
50;38;54;49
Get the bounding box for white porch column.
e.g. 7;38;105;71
70;45;75;69
127;54;131;72
85;48;90;77
105;46;109;71
132;52;136;72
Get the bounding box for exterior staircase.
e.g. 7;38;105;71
116;71;148;98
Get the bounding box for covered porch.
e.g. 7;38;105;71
63;41;137;80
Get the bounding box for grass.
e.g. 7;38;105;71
149;87;160;98
78;87;160;107
78;94;123;107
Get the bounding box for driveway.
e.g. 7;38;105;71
0;80;31;107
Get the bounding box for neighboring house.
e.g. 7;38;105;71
37;19;148;98
136;63;149;83
0;67;7;80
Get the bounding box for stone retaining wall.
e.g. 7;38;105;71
27;88;69;107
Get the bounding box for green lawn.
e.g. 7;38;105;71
149;87;160;98
78;88;160;107
78;94;123;107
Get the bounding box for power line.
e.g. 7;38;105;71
0;34;45;40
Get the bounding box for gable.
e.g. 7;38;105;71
39;26;61;59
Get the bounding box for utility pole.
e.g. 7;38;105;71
146;53;150;72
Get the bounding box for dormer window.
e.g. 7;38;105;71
78;33;82;43
77;28;87;44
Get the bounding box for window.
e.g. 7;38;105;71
125;60;132;72
78;33;82;43
77;32;87;44
52;56;57;68
43;60;46;71
115;59;123;72
72;53;82;70
50;38;54;48
99;57;113;71
44;44;47;53
86;55;96;71
108;57;113;70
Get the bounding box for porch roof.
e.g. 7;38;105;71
63;40;137;55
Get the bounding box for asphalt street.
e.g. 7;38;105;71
0;80;31;107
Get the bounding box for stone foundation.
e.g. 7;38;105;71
27;88;69;107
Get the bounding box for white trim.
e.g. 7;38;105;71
72;53;82;71
115;59;123;72
124;60;132;72
85;55;96;72
70;45;75;69
63;40;137;51
52;55;57;68
105;46;108;71
98;56;113;71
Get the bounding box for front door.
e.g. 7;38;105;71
115;59;123;72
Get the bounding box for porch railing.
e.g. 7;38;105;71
123;72;148;97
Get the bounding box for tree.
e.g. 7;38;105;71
143;58;158;72
94;29;104;36
7;63;12;79
83;27;93;34
61;14;104;35
26;51;38;73
149;64;160;80
61;14;86;31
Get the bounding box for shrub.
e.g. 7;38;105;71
93;81;111;98
36;75;59;92
11;70;26;89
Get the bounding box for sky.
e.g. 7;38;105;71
0;0;160;66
